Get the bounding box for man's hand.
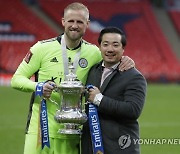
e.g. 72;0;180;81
42;81;56;99
119;56;135;71
88;86;100;102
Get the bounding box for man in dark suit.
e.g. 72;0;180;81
81;27;147;154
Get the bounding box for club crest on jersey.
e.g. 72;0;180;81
79;58;88;68
24;51;33;64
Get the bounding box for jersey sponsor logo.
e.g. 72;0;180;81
79;58;88;68
24;51;33;64
50;57;58;62
118;134;131;149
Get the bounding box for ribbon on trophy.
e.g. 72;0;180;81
87;84;104;154
89;103;104;154
35;82;50;149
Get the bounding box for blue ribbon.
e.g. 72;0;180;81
35;82;44;97
35;82;50;149
40;99;50;149
89;103;104;154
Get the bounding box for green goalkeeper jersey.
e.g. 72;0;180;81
11;36;102;139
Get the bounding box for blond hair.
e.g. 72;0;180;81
64;2;89;20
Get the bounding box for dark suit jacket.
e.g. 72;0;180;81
81;62;147;154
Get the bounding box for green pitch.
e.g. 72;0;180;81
0;86;30;154
139;83;180;154
0;83;180;154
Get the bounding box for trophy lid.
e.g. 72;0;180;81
60;80;83;88
59;61;83;88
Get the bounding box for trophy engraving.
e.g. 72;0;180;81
54;61;87;134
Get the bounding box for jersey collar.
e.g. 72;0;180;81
57;35;82;50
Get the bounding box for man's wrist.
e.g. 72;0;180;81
93;93;103;106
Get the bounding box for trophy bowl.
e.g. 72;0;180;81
54;70;87;134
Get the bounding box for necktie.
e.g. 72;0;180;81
101;67;112;86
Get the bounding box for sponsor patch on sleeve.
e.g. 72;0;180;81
24;51;33;64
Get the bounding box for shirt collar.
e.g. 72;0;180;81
101;61;120;70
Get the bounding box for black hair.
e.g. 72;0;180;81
98;27;126;48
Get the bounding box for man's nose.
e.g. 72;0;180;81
71;22;78;28
107;45;114;52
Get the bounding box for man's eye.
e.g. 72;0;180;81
102;44;108;47
68;20;74;23
77;21;84;24
114;44;120;47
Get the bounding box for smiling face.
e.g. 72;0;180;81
62;9;89;42
100;33;124;67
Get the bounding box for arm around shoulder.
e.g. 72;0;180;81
98;69;147;120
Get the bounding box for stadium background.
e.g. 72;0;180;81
0;0;180;153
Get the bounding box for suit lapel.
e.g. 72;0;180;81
94;65;103;88
100;69;119;93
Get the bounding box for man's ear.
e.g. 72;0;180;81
86;19;90;28
121;49;125;55
61;18;65;26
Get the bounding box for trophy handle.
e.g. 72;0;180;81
80;89;87;112
48;98;59;107
46;86;60;107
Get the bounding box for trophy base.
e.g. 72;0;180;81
58;123;82;135
58;129;81;134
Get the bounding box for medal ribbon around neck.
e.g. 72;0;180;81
61;35;81;78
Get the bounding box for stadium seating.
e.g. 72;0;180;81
39;0;180;81
0;0;57;74
0;0;180;82
168;10;180;35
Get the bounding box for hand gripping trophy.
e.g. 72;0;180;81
54;61;87;134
